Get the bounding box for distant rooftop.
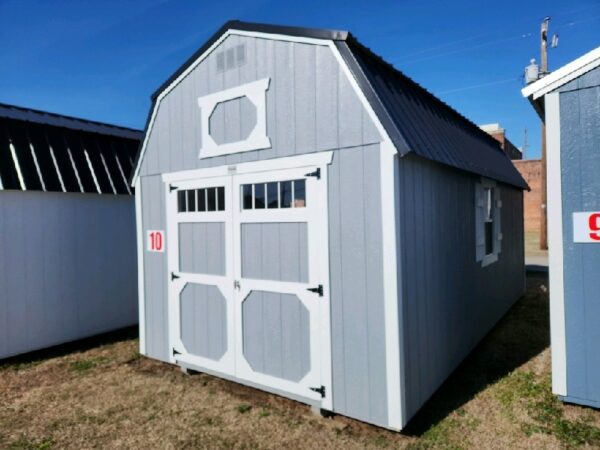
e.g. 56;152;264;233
0;103;142;194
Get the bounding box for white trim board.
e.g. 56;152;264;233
545;92;567;396
380;139;404;429
134;178;147;355
131;28;398;186
522;45;600;100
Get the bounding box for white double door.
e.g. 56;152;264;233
166;161;331;406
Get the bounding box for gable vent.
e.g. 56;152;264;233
216;44;246;73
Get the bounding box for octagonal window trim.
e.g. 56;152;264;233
197;78;271;158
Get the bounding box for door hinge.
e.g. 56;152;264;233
169;184;178;192
173;348;181;357
305;168;321;179
307;284;324;297
171;272;180;281
310;385;326;398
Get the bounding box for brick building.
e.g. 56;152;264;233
480;123;541;234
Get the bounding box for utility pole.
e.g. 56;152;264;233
522;128;529;160
539;17;550;250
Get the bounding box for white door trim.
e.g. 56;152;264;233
231;162;333;407
162;151;333;184
164;175;236;375
545;92;567;396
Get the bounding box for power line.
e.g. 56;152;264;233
436;76;521;95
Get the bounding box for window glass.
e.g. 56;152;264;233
187;190;196;212
217;186;225;211
243;184;253;210
280;181;292;208
254;183;265;209
267;182;278;209
207;187;216;211
178;190;187;212
197;189;206;212
293;180;306;207
484;187;494;256
241;179;307;211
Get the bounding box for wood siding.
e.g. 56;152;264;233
0;191;137;359
397;155;525;419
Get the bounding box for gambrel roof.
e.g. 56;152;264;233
132;21;527;190
0;103;141;194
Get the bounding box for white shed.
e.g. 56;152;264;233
131;21;527;430
0;103;139;359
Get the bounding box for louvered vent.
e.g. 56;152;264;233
216;44;246;73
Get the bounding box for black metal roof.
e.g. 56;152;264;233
0;103;142;194
133;20;527;190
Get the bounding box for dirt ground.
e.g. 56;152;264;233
2;273;600;449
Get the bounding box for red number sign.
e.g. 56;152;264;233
589;213;600;241
147;230;164;252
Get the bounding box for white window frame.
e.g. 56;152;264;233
197;77;271;158
476;178;502;267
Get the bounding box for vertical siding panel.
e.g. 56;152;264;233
338;148;370;418
294;43;316;153
315;45;338;152
338;66;363;148
399;155;524;418
362;148;388;423
274;41;295;156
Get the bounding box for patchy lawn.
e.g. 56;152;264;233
2;273;600;449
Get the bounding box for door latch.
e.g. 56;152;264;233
307;285;324;297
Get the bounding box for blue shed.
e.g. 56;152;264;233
131;21;527;430
523;46;600;409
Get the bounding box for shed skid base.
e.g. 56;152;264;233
559;395;600;410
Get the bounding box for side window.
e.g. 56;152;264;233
177;187;225;213
476;180;502;266
241;179;306;210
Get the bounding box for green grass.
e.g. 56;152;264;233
8;437;54;450
68;356;109;373
496;371;600;447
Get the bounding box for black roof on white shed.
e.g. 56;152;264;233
133;20;527;190
0;103;142;194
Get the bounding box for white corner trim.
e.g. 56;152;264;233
522;45;600;99
134;178;147;355
546;92;567;396
162;151;334;184
198;78;271;158
380;139;404;430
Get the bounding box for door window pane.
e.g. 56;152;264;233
254;183;265;209
187;190;196;212
293;180;305;207
217;186;225;211
267;182;278;208
243;184;253;210
280;181;292;208
197;189;206;212
207;187;216;211
178;190;187;212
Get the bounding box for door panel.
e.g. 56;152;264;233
232;166;329;402
165;158;332;408
166;175;235;375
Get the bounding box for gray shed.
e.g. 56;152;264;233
522;46;600;409
131;21;527;430
0;103;140;359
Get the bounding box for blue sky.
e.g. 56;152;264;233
1;0;598;159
